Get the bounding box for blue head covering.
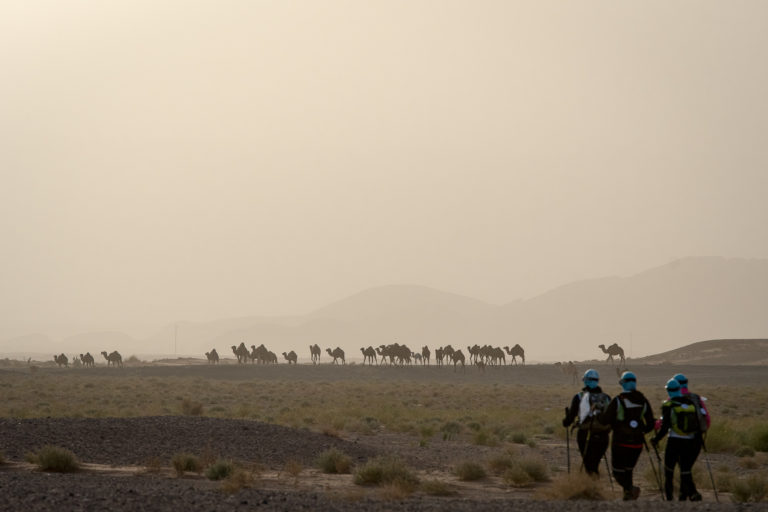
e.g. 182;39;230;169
673;373;688;390
582;369;599;390
619;371;637;392
666;378;682;398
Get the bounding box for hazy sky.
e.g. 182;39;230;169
2;1;768;339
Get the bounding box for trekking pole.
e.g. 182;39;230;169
604;454;615;493
650;441;666;501
565;408;571;474
701;437;719;503
643;439;665;500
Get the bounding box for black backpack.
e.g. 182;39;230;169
577;391;611;432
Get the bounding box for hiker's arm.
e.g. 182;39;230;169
652;403;670;443
562;395;580;427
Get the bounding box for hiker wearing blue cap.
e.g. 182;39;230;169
651;378;704;501
598;371;655;500
562;369;612;476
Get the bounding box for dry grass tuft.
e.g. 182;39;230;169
180;399;204;416
536;473;606;500
171;452;202;476
220;468;255;494
420;479;458;496
142;456;164;474
206;459;235;481
731;472;768;503
26;445;79;473
316;448;352;474
455;461;486;481
353;457;419;490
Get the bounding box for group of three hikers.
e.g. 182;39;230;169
563;370;710;501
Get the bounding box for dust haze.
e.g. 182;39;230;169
2;1;768;358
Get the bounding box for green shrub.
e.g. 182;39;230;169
316;448;352;474
26;445;79;472
731;473;768;503
353;457;419;488
172;453;202;476
206;459;235;480
455;461;486;481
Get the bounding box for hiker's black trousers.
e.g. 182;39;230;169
611;444;642;491
664;437;701;500
576;429;609;475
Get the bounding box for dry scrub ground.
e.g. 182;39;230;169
0;362;767;511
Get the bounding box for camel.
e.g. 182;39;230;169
53;354;68;368
421;346;430;366
309;344;321;364
266;351;278;364
435;347;444;366
411;352;423;365
451;349;466;372
282;351;298;364
101;350;123;367
503;344;525;366
598;343;625;365
555;361;578;384
80;352;95;368
326;347;345;365
231;343;249;364
467;345;481;364
360;346;377;365
205;349;219;364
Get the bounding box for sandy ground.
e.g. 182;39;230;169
0;362;766;511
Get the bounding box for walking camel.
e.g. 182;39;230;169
326;347;345;365
79;352;95;368
53;354;69;368
101;350;123;367
309;344;321;364
360;347;377;365
282;351;298;364
598;343;625;365
231;343;249;364
503;344;525;366
205;349;219;364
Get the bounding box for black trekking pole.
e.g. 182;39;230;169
565;408;571;474
650;440;666;501
643;439;665;500
604;454;615;493
701;437;719;503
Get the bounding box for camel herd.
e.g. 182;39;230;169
44;341;627;372
203;342;528;372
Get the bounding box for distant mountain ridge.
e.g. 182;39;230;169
634;339;768;365
3;257;768;362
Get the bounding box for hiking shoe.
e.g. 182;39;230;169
623;487;641;501
689;492;702;502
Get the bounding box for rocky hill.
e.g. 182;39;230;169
635;339;768;365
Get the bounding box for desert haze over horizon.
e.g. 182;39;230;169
2;2;768;361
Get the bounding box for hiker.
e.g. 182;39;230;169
651;378;703;501
562;369;611;476
655;373;711;431
598;371;655;501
